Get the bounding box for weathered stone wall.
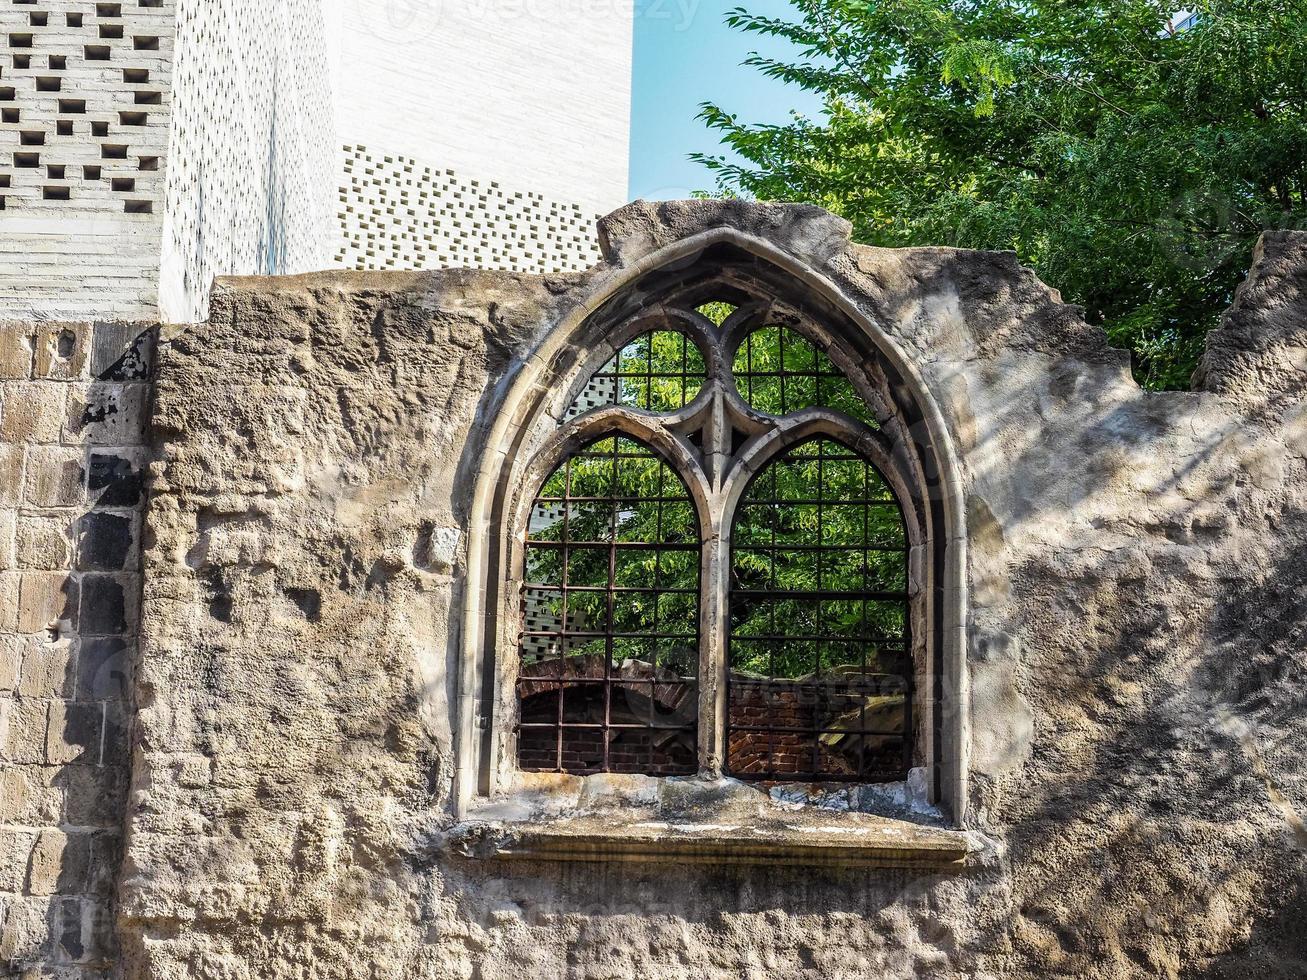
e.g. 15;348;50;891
118;203;1306;979
0;320;152;976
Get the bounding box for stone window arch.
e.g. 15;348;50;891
516;431;702;777
460;235;967;823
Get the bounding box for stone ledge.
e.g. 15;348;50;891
451;814;971;869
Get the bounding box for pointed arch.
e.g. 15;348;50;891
456;227;968;824
515;430;703;777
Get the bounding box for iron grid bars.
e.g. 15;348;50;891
733;324;880;429
514;297;919;783
564;329;707;420
727;437;910;782
517;435;701;775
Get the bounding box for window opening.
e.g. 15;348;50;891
508;287;930;789
733;325;879;428
517;435;700;775
695;301;736;326
728;437;910;781
565;330;706;420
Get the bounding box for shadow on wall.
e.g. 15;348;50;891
871;248;1307;976
429;231;1307;977
0;322;152;973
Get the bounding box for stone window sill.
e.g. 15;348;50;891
449;773;973;870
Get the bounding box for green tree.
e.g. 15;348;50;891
693;0;1307;389
527;329;908;684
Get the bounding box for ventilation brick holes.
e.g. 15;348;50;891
336;144;603;275
0;0;172;215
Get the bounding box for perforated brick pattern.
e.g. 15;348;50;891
0;0;171;215
336;144;602;275
0;0;174;320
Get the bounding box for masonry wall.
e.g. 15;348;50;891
0;319;151;976
113;203;1307;979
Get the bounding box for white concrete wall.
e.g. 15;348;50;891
0;0;176;321
330;0;633;220
1;0;630;321
158;0;338;323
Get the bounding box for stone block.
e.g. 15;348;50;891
78;575;127;636
90;322;154;382
61;764;125;828
45;702;103;766
0;764;63;825
85;832;120;898
86;449;145;507
75;638;130;702
64;382;150;446
0;894;54;964
35;323;90;382
17;572;78;635
25;830;92;896
0;507;15;570
22;447;85;508
0;571;18;632
0;829;34;891
0;322;34;380
101;704;130;769
76;512;134;572
0;446;21;507
0;697;49;764
18;637;75;699
15;513;75;571
0;635;19;692
55;895;87;962
0;381;67;444
85;895;116;965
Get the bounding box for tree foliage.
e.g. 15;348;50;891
526;329;908;683
693;0;1307;388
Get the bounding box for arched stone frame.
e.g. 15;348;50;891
719;416;926;781
454;230;970;826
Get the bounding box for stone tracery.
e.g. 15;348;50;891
512;280;931;785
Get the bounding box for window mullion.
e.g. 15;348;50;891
697;521;729;777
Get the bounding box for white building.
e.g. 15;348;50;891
1166;9;1200;33
0;0;633;323
328;0;631;275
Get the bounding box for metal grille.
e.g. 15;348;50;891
517;435;700;775
733;325;880;428
727;437;911;782
565;330;707;420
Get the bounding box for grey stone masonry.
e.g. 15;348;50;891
0;319;151;977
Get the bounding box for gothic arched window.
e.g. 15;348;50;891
509;295;927;786
728;436;909;781
517;433;701;776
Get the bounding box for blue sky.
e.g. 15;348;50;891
628;0;823;200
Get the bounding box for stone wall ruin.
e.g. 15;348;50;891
1;200;1304;978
